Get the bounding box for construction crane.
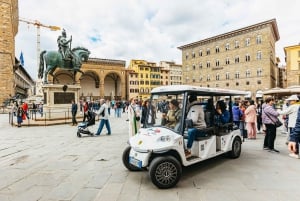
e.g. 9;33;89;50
19;18;61;75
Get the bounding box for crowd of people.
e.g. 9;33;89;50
11;93;300;160
11;101;43;127
231;94;300;158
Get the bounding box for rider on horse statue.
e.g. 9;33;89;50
57;29;73;60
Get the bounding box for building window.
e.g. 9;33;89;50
199;50;203;56
216;59;220;66
235;40;239;48
192;52;195;58
226;72;230;80
140;74;143;78
186;66;190;71
257;68;262;76
246;70;251;77
215;83;219;87
236;82;239;86
215;46;220;53
216;74;220;80
206;48;210;55
186;53;188;60
246;81;250;85
199;63;202;69
257;51;262;60
235;71;240;79
226;83;229;87
207;75;210;81
245;38;250;46
298;62;300;70
207;61;211;68
199;76;203;81
257;80;261;84
225;43;230;51
193;64;196;70
225;57;230;65
235;56;240;63
245;54;250;62
256;35;262;44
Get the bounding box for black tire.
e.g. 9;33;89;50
77;131;81;138
228;137;242;158
149;156;182;189
122;146;142;171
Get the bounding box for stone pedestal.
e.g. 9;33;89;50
42;84;81;119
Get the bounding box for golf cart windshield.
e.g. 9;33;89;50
142;85;248;134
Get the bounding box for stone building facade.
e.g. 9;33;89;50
0;0;19;104
52;58;127;101
284;44;300;86
178;19;280;100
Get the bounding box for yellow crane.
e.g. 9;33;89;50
19;18;61;73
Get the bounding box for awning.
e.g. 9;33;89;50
256;90;263;98
245;91;252;98
263;86;300;97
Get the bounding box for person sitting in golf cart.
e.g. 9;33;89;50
161;99;181;129
185;94;207;158
215;100;230;126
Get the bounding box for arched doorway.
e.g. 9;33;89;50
79;71;100;101
104;72;121;100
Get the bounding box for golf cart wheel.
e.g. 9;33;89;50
77;131;82;138
122;146;142;171
228;137;241;158
149;156;182;189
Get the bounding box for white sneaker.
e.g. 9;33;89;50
289;153;299;159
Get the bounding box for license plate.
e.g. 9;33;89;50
129;157;142;168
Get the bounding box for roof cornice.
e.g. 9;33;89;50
178;19;279;50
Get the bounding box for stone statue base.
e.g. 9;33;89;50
41;84;81;119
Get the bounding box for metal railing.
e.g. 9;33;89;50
8;109;99;126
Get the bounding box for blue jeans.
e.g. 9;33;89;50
96;119;111;135
116;108;122;118
187;128;206;149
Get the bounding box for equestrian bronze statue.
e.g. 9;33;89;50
38;29;90;83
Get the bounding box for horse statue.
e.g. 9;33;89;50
38;47;90;83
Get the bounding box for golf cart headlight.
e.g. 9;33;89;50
160;135;171;142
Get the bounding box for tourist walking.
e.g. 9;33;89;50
16;104;24;127
262;96;280;153
256;100;263;133
128;97;141;138
288;107;300;159
82;99;89;122
95;99;111;136
245;100;257;139
71;99;78;126
278;95;300;144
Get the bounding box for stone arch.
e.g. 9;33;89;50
79;70;100;100
102;71;123;100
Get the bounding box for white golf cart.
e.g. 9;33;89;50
122;85;247;189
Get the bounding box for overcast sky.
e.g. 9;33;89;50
15;0;300;80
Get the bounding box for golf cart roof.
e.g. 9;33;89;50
151;85;248;96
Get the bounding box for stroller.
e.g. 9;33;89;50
77;111;96;137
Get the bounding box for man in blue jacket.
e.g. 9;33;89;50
288;107;300;159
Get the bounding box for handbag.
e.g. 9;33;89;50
264;109;282;128
274;119;283;128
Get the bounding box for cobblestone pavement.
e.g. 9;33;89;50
0;113;300;201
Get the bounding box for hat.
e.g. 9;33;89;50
286;94;299;101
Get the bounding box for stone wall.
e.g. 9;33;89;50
0;0;18;105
